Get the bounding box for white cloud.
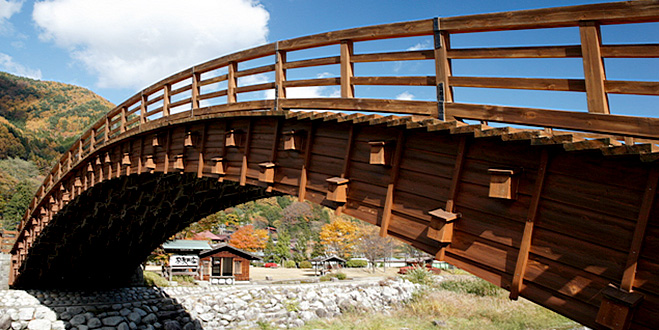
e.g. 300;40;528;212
33;0;269;90
407;39;432;51
0;53;42;79
0;0;23;33
396;91;414;101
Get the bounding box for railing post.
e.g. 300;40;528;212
228;61;238;103
78;140;83;161
340;40;354;98
120;106;127;133
104;115;110;143
275;42;287;111
579;21;609;114
163;84;171;117
434;18;453;121
90;129;96;152
140;93;147;125
191;70;200;112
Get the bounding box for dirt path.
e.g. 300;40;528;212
249;266;401;281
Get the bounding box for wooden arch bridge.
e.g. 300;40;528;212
9;1;659;329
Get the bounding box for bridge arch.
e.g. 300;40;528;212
10;2;659;329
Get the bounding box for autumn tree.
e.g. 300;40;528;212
229;225;268;252
319;216;360;259
356;223;397;272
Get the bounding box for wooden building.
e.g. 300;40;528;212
199;244;260;283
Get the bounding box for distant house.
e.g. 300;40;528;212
162;239;212;255
192;231;229;245
161;240;212;280
199;244;261;284
0;230;17;254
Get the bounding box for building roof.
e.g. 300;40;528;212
162;240;212;251
199;244;261;261
192;230;227;241
312;255;347;263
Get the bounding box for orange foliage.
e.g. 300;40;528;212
229;225;268;252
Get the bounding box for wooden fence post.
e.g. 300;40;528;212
434;18;453;121
275;42;287;111
579;21;609;114
228;62;238;103
163;84;171;116
340;40;355;98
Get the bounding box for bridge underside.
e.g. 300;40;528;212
11;111;659;329
14;173;272;288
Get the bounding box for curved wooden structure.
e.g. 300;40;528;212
10;1;659;328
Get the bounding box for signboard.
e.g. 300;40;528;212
170;255;199;267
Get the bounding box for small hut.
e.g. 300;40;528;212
199;244;261;284
311;255;346;275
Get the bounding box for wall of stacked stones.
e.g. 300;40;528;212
0;254;9;290
0;278;419;330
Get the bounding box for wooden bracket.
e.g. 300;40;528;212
283;129;305;151
153;134;164;148
184;130;197;148
87;163;94;173
145;155;156;172
326;177;349;203
369;141;394;166
427;208;461;243
174;154;185;171
225;129;244;148
211;157;226;176
596;284;644;330
122;152;131;166
488;168;520;200
258;162;276;184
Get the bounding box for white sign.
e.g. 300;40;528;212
170;255;199;267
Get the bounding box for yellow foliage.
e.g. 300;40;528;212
319;216;360;259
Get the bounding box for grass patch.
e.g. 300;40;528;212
437;277;504;297
172;275;197;286
143;271;169;287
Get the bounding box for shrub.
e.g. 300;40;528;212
252;261;264;267
143;271;169;287
172;275;196;286
346;259;368;268
299;261;312;268
284;260;297;268
404;266;434;285
438;278;504;297
334;272;347;280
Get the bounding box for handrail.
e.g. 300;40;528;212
13;0;659;253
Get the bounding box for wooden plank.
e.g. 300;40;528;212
278;19;433;51
439;1;659;33
283;56;341;69
170;84;192;97
235;64;275;78
621;167;659;292
120;107;127;133
275;47;286;109
240;119;253;186
298;122;316;201
340;40;354;98
448;45;583;59
352;76;435;86
235;82;275;94
510;149;550;300
450;76;586;92
163;84;171;117
280;98;437;116
164;129;171;174
601;44;659;58
227;62;237;103
352;50;434;62
199;74;228;86
169;97;192;109
446;102;659;140
380;129;405;237
605;80;659;95
198;89;228;101
579;21;609;114
283;77;340;88
436;135;467;260
191;72;200;109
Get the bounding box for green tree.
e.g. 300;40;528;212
273;230;291;264
2;180;34;230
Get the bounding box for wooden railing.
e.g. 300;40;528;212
16;0;659;235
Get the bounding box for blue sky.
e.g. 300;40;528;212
0;0;656;117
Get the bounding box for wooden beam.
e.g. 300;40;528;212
340;40;354;98
90;129;96;152
197;123;208;178
620;167;659;292
275;45;286;110
436;135;467;261
279;98;437;117
380;129;405;237
191;72;201;110
446;102;659;140
138;137;144;175
510;149;550;300
450;76;586;92
434;24;453;121
352;76;435;86
337;125;356;215
352;50;434;62
227;61;238;103
298;122;316;202
140;93;147;124
579;21;609;114
218;120;231;183
164;130;171;174
240;119;253;186
104;116;110;143
163;84;171;116
120;107;127;133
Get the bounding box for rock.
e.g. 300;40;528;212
102;316;124;327
117;322;129;330
126;313;140;324
141;314;157;325
18;308;35;321
432;320;447;327
10;322;22;330
132;309;147;318
1;315;12;330
66;307;85;315
119;309;131;317
162;321;180;330
181;323;194;330
75;326;87;330
198;313;214;323
69;315;86;327
27;320;50;330
87;318;102;329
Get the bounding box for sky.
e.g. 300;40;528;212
0;0;657;117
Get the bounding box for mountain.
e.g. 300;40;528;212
0;71;114;230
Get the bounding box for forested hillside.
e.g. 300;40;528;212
0;71;113;230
